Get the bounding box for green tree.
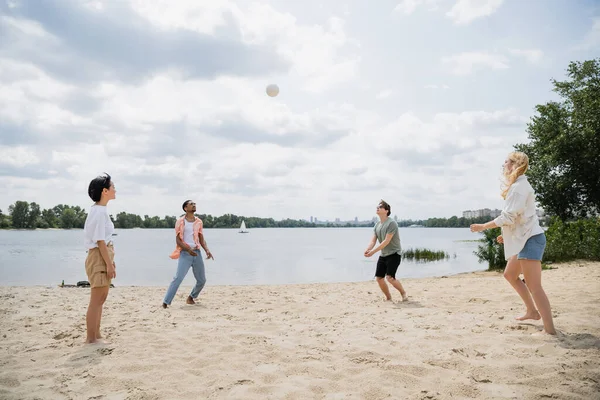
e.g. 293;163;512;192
60;208;78;229
8;201;29;229
71;206;87;228
28;202;41;229
41;208;59;228
516;59;600;220
0;209;12;229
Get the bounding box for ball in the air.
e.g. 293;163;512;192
266;84;279;97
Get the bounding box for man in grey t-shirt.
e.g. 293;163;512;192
364;200;408;302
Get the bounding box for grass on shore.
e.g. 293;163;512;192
402;248;454;262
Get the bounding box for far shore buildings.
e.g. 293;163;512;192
462;208;545;219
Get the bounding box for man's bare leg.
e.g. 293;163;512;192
386;276;408;301
504;256;539;320
376;277;392;301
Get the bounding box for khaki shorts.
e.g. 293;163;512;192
85;244;114;288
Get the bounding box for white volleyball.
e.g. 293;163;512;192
266;84;279;97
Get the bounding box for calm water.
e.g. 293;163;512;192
0;228;486;287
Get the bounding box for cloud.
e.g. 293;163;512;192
508;48;544;64
446;0;504;25
376;89;393;99
424;84;450;89
0;0;288;84
576;17;600;50
127;2;361;94
393;0;441;15
371;108;526;157
232;7;360;93
442;52;509;75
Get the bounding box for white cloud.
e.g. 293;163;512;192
0;146;40;167
0;16;57;39
442;51;509;75
508;48;544;64
129;0;233;35
576;17;600;50
446;0;504;25
376;89;393;99
369;108;525;155
424;84;450;89
393;0;441;15
130;2;360;94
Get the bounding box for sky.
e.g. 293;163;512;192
0;0;599;221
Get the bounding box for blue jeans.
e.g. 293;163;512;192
163;248;206;305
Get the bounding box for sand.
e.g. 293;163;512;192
0;262;599;400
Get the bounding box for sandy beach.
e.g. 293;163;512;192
1;262;599;400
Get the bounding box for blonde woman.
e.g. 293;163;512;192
470;152;556;335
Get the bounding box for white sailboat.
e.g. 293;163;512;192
239;220;249;233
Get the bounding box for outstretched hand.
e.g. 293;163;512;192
470;224;485;233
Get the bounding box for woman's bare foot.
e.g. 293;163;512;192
516;310;541;321
401;293;409;302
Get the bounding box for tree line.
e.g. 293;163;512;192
1;201;503;230
0;202;355;229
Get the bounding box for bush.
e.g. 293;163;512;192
402;248;451;262
474;227;506;270
544;217;600;262
474;218;600;268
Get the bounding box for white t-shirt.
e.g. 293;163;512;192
84;205;115;249
182;220;196;248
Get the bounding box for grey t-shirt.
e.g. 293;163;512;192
374;218;402;257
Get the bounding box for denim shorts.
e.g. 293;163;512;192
517;233;546;260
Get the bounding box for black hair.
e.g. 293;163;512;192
379;199;391;217
88;173;112;202
182;200;193;211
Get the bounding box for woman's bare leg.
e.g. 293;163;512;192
504;255;539;320
96;288;109;339
86;286;109;344
520;259;556;335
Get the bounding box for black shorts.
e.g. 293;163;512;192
375;253;401;279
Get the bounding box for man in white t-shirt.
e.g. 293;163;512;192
162;200;214;308
83;173;117;344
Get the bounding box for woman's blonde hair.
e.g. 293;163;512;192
501;151;529;199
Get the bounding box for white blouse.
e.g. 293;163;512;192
493;175;544;260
